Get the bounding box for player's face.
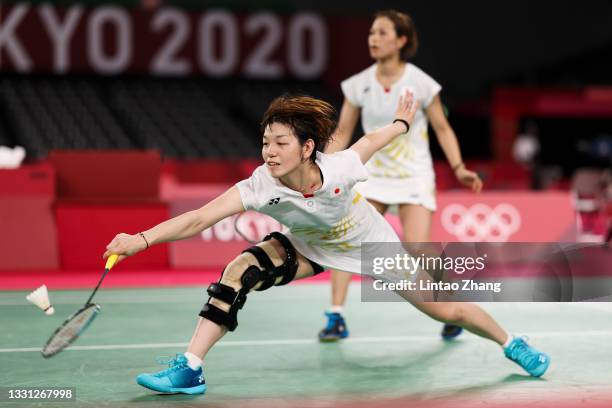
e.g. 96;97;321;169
368;17;404;60
262;123;305;178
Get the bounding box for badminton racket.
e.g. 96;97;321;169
41;254;119;358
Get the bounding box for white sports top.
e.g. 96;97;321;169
341;63;441;180
236;150;399;273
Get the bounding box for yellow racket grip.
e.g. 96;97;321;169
105;254;119;270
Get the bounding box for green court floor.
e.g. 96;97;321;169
1;283;611;407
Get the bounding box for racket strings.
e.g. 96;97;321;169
42;255;117;358
42;305;99;357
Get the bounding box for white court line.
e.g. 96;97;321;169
569;303;612;312
2;330;612;354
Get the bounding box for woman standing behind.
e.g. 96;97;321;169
319;10;483;341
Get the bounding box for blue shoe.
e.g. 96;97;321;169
504;337;550;377
318;312;349;342
136;353;207;394
441;324;463;340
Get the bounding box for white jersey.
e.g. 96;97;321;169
341;63;441;209
236;150;400;274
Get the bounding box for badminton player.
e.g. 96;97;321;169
104;92;549;395
319;10;483;342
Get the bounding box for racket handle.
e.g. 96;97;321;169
105;254;119;271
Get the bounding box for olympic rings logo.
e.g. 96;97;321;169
440;203;521;242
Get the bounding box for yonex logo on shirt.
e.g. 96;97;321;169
268;197;280;205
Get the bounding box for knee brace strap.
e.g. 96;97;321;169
262;232;298;286
199;281;248;331
199;232;299;331
206;282;244;305
240;233;299;291
199;303;237;330
242;246;276;291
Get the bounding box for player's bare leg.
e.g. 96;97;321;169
396;292;550;377
136;237;316;394
187;239;316;358
319;199;390;341
399;203;464;340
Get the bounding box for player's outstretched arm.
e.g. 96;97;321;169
325;99;360;154
103;186;245;261
349;92;418;164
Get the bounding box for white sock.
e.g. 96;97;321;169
328;305;344;314
184;352;202;370
501;332;513;349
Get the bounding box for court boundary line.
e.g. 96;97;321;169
2;330;612;353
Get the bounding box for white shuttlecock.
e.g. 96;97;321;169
26;285;54;315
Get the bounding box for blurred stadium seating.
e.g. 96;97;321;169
0;76;336;159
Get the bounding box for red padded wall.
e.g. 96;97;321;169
0;163;58;270
55;203;169;269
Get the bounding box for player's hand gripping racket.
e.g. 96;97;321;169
41;254;119;358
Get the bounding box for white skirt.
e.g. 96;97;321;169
356;175;437;211
285;208;401;275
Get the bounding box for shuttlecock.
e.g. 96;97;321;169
26;285;54;315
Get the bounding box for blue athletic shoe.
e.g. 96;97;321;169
318;312;349;342
441;324;463;340
504;337;550;377
136;353;206;394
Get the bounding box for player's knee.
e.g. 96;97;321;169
199;232;300;332
441;303;466;324
429;303;465;324
219;255;252;291
208;256;254;310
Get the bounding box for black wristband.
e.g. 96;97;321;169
138;232;150;249
393;119;410;133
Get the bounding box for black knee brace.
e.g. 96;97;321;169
199;232;299;331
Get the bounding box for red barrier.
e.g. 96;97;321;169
0;164;58;270
0;158;577;272
48;150;170;269
55;202;169;269
0;162;55;196
49;150;160;201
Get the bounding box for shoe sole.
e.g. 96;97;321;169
319;337;341;343
137;379;207;395
318;333;349;342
